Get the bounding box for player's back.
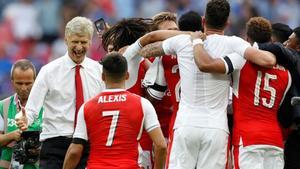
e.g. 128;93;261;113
83;90;144;169
232;62;291;148
168;34;249;131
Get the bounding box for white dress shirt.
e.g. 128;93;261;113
24;53;104;141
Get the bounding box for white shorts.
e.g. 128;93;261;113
168;127;228;169
232;142;284;169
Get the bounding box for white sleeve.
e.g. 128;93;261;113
123;39;142;61
124;39;144;89
162;35;185;55
141;98;160;132
229;36;251;58
73;103;88;140
25;66;48;126
221;53;246;74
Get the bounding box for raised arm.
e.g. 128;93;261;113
139;42;165;58
191;32;230;73
243;47;276;68
191;32;276;74
138;30;190;58
139;30;189;47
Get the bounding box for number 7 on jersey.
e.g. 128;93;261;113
102;110;120;146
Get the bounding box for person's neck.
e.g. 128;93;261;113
205;27;224;36
105;83;126;90
18;98;27;107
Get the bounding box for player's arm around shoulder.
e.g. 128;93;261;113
191;31;227;73
139;30;189;47
244;47;276;68
230;36;276;68
142;98;167;169
139;31;190;58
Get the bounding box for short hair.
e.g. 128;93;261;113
65;16;94;39
205;0;230;29
246;17;272;43
178;11;203;32
101;52;128;83
293;27;300;43
11;59;36;80
102;18;152;52
152;12;177;30
272;23;293;43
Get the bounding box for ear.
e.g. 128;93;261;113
125;72;129;80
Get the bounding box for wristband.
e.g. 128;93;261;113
192;39;204;47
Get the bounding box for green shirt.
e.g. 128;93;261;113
0;95;43;169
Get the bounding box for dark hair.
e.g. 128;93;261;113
102;18;152;52
246;17;272;43
205;0;230;29
152;12;177;30
101;52;128;82
179;11;203;32
11;59;36;80
272;23;293;43
294;27;300;43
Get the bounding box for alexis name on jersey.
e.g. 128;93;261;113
98;94;127;103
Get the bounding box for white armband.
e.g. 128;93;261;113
192;39;204;47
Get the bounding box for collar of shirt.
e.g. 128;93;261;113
13;93;22;112
64;52;89;69
102;89;126;93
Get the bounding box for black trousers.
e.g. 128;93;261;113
39;136;89;169
284;130;300;169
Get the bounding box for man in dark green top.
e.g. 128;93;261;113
0;59;42;169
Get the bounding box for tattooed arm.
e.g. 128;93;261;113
139;30;189;47
139;42;165;58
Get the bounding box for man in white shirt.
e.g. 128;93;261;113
15;16;104;169
138;0;276;168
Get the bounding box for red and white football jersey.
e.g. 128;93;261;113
161;55;180;134
232;62;291;148
127;59;147;97
73;89;159;169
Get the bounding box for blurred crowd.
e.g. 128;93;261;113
0;0;299;99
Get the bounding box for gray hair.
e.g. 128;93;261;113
65;16;94;39
11;59;37;80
